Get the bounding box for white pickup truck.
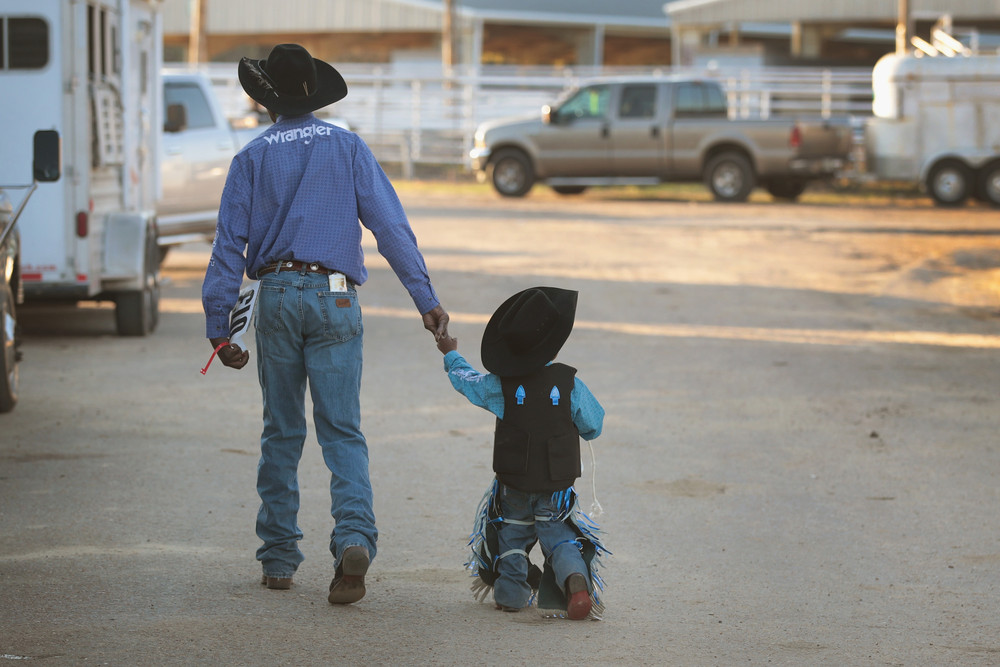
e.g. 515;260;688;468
158;70;351;255
158;70;261;250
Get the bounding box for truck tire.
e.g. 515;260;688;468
705;152;755;202
115;228;160;337
926;160;971;207
979;161;1000;208
766;180;807;201
489;149;534;197
0;283;18;413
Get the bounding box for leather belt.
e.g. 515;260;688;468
257;260;340;278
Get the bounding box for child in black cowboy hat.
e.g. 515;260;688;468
436;287;608;620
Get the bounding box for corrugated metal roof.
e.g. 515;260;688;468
162;0;444;35
667;0;1000;23
162;0;681;34
407;0;679;25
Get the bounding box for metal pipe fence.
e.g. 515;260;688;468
184;62;875;173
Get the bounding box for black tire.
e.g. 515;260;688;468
0;283;18;413
115;227;160;337
488;149;534;197
978;161;1000;208
552;185;587;196
766;180;808;202
704;151;755;202
926;160;971;208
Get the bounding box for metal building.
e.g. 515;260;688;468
163;0;675;66
667;0;1000;65
164;0;1000;68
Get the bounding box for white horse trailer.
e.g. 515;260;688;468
0;0;162;335
865;53;1000;208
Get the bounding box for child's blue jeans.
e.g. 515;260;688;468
494;483;590;609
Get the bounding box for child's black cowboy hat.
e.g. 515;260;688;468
238;44;347;117
481;287;578;376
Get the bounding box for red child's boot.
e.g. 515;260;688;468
565;573;592;620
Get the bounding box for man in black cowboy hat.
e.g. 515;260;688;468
436;287;607;620
202;44;449;605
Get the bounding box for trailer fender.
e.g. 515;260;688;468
918;152;997;185
102;211;157;291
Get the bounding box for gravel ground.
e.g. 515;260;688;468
2;188;999;666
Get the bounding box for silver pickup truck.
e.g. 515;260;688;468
470;76;853;202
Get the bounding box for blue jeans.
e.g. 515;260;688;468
253;270;377;578
493;484;589;609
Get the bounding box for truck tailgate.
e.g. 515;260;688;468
794;118;853;158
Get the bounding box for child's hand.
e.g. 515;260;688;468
437;335;458;354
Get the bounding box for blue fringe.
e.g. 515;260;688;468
558;486;610;617
465;478;499;577
465;479;611;619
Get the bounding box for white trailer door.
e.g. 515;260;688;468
0;1;71;286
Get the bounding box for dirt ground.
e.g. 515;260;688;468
2;186;1000;666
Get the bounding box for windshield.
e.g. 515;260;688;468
554;85;610;120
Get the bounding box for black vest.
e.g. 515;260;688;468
493;363;581;493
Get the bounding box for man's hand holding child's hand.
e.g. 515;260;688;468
437;335;458;355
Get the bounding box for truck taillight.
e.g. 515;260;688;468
790;125;802;149
76;211;88;237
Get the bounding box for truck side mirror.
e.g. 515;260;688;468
164;103;188;133
33;130;61;182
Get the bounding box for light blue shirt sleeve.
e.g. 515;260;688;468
442;351;605;440
442;351;504;419
570;376;605;441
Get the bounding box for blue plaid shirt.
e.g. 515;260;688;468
202;113;439;337
442;351;605;441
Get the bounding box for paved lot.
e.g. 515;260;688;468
2;187;1000;665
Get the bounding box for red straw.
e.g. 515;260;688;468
200;342;230;375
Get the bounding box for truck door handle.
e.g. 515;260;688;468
651;126;660;138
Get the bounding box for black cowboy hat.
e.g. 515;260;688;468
238;44;347;117
481;287;578;376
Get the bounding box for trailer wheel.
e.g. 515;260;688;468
766;180;808;201
488;149;534;197
705;151;755;202
115;229;160;337
0;283;18;413
979;161;1000;208
926;160;971;207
